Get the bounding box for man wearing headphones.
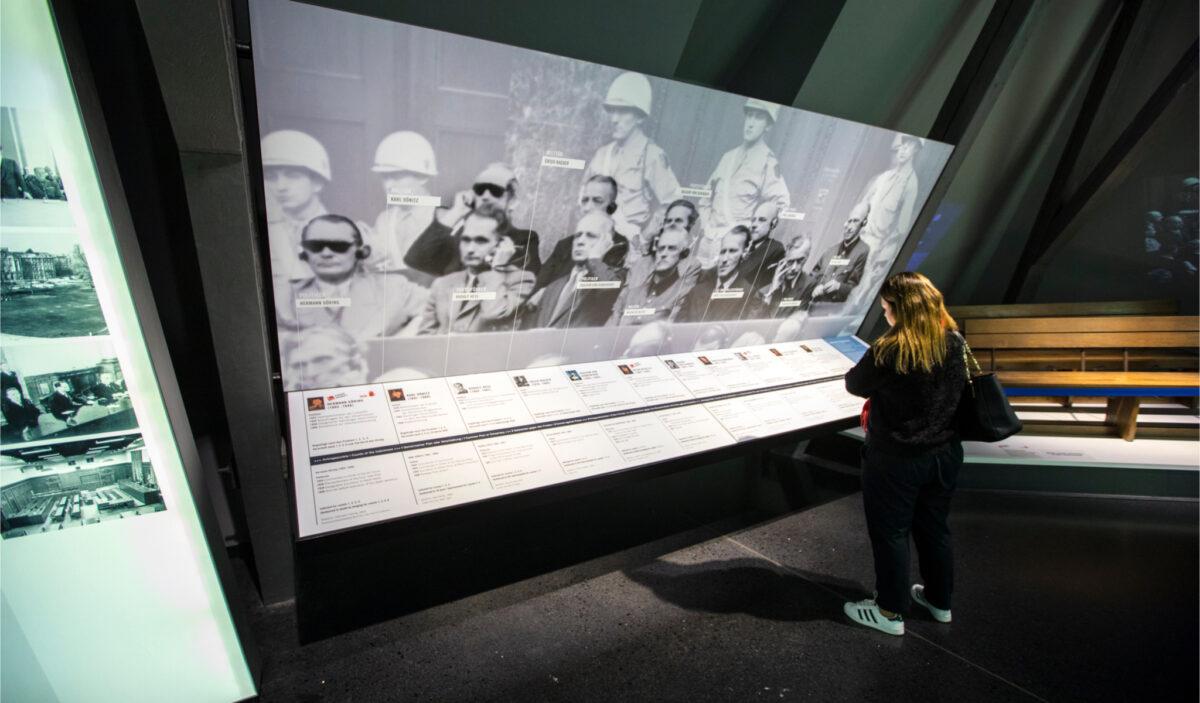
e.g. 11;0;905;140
678;225;766;322
739;200;787;288
532;211;623;329
404;162;542;279
275;214;427;341
418;210;536;335
535;174;631;292
608;224;695;326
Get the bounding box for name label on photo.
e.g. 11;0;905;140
452;289;497;301
296;297;350;308
779;210;806;220
778;299;803;308
679;186;713;198
828;257;852;266
386;193;442;207
622;307;657;317
576;278;621;290
542;155;584;170
711;288;744;300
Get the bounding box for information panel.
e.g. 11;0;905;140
247;1;952;538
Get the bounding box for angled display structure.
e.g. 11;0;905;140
246;0;954;538
0;2;255;700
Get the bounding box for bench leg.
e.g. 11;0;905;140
1105;397;1140;441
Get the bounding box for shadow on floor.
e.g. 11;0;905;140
625;556;867;624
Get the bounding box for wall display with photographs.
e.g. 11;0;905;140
1;2;254;701
248;0;952;538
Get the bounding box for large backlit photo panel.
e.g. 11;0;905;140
248;0;952;537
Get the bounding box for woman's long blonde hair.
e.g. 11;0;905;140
874;271;957;374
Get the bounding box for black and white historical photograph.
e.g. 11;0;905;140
0;433;165;540
251;0;952;391
0;106;73;228
0;339;137;445
1;106;105;341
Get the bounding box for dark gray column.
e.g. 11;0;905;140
134;0;294;604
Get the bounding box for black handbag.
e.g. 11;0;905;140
955;334;1023;442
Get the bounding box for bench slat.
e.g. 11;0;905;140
967;331;1199;349
949;299;1177;319
968;315;1199;334
995;371;1200;388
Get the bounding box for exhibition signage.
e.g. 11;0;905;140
247;0;953;538
0;2;255;700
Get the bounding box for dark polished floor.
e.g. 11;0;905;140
240;488;1198;702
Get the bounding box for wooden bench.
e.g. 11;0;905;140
950;299;1178;322
964;315;1199;441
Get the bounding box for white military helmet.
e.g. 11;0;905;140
261;130;331;182
743;98;780;123
604;72;653;116
372;131;438;176
891;133;927;150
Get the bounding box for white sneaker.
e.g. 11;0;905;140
843;598;904;636
911;584;952;623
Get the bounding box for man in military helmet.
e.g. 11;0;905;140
365;130;439;284
698;98;791;242
261;130;332;282
582;71;681;238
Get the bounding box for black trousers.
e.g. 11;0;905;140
861;440;963;615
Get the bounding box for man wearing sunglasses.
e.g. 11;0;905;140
532;211;623;329
534;175;631;293
581;72;681;240
417;211;535;335
405;162;542;280
275;214;427;342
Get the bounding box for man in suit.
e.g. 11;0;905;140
609;225;694;326
418;211;535;335
533;211;623;329
282;326;369;392
405;162;541;279
535;175;631;292
804;201;872;305
276;215;427;341
46;381;85;425
678;225;766;322
739;200;786;288
759;234;815;317
0;146;29;200
90;372;125;405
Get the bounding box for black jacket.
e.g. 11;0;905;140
845;330;968;456
404;215;542;278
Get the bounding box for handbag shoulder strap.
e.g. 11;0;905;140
954;330;982;379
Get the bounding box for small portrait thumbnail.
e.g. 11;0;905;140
388;388;406;402
800;344;813;352
453;382;468;395
697;356;712;366
617;364;632;375
565;370;582;382
734;352;748;361
664;359;679;370
513;375;529;388
769;348;782;357
307;397;325;411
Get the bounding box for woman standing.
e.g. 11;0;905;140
842;272;967;636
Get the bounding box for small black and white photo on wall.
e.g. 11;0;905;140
0;106;73;228
0;433;165;540
0;339;137;446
